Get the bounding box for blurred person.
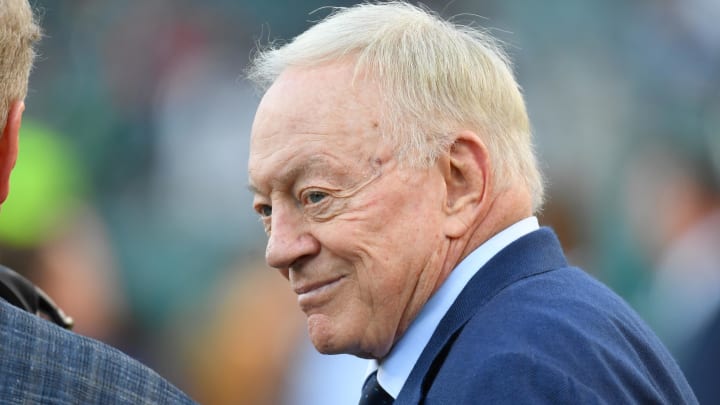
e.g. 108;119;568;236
0;0;196;402
246;2;697;404
187;260;304;405
625;140;720;403
0;121;127;343
627;142;720;355
187;258;367;405
684;306;720;404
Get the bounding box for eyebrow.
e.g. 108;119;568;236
247;157;338;197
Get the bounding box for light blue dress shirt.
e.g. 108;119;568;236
366;216;540;398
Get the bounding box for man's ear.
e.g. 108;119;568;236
441;131;491;238
0;101;24;204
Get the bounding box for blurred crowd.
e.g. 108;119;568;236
2;0;717;403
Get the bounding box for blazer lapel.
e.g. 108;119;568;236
394;228;568;404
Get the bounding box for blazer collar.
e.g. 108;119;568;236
395;227;568;404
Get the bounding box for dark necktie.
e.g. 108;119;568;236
359;370;394;405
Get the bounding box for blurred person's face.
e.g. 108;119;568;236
248;62;450;359
0;101;23;204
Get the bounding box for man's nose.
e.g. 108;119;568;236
265;208;320;272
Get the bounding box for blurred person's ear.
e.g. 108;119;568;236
0;101;23;204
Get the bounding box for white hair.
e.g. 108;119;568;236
248;1;545;212
0;0;41;128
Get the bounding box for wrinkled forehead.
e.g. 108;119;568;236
250;63;387;155
251;63;381;140
248;63;392;190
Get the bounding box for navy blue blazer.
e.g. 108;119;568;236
395;228;697;404
0;298;196;404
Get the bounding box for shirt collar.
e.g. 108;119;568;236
366;216;540;398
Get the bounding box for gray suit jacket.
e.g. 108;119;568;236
0;298;196;404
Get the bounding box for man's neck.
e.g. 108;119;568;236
370;215;540;398
450;185;533;278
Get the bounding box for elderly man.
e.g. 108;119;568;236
0;1;196;402
247;2;696;404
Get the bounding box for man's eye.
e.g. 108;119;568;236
305;191;327;204
257;205;272;217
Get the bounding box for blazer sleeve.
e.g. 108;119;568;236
0;299;197;404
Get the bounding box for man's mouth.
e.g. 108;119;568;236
294;275;345;308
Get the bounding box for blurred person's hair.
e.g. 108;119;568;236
0;0;41;126
248;1;544;211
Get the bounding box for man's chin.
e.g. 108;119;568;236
307;314;342;353
306;313;361;356
306;314;383;359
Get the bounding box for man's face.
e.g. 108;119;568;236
248;62;450;359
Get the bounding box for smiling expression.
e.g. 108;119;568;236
248;61;451;359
